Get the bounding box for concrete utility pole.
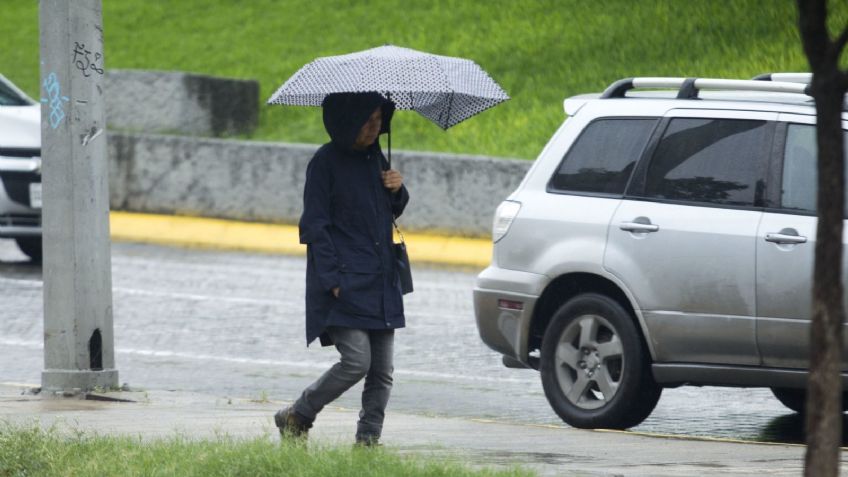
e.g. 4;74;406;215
39;0;117;393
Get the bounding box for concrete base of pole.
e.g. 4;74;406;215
42;369;118;393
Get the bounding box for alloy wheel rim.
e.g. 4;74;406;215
554;313;624;410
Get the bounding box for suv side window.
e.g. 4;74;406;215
639;118;770;207
781;124;848;214
548;118;657;195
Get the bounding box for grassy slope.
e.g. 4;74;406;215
2;1;846;159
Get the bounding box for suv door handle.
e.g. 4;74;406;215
765;233;807;244
619;222;659;233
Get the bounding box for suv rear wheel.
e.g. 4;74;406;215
771;387;848;414
540;293;661;429
15;237;42;263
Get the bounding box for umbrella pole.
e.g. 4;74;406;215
387;92;392;169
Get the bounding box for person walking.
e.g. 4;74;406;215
274;92;409;446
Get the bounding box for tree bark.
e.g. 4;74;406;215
798;1;848;476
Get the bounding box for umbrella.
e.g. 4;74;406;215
267;44;510;164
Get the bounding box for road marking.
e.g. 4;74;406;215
0;338;531;385
0;277;293;306
0;276;472;310
0;381;39;388
114;287;288;306
0;277;41;287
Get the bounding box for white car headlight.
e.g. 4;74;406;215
492;200;521;243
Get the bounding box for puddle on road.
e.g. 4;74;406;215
394;446;583;475
0;262;41;280
472;449;580;467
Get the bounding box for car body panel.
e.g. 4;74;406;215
473;266;547;362
0;75;42;238
496;191;620;275
604;200;764;365
0;105;40;148
754;114;848;370
652;363;848;389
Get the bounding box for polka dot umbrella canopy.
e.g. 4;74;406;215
267;45;510;130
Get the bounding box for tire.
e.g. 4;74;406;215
771;388;805;414
539;293;661;429
15;237;42;263
771;387;848;414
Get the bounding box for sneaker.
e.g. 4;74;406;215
274;406;312;439
354;435;382;448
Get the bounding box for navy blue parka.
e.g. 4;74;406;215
299;92;410;346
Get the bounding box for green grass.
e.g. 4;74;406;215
0;425;535;477
2;1;847;159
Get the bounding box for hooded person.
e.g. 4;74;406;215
274;92;410;446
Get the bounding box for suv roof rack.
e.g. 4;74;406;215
752;72;812;84
600;76;812;100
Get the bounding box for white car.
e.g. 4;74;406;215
0;74;42;261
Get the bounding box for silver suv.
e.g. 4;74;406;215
474;74;847;429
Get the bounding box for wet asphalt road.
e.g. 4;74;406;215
0;239;814;443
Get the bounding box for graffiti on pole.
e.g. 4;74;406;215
41;73;69;129
72;42;104;78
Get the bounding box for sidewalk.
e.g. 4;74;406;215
109;211;492;269
0;383;835;477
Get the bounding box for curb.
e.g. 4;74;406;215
109;211;493;269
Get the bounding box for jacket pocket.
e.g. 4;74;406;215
337;259;383;317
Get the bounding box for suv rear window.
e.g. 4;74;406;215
548;118;657;195
640;118;770;207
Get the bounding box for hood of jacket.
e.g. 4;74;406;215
321;92;395;151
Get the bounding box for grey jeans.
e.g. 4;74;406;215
293;326;395;440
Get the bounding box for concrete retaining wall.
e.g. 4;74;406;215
107;132;531;237
104;70;259;137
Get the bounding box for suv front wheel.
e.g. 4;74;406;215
540;293;661;429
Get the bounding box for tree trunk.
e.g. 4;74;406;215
797;1;848;476
805;74;846;477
